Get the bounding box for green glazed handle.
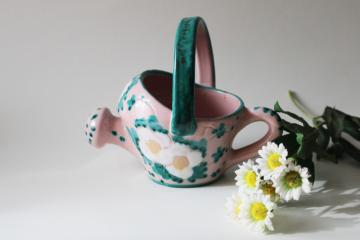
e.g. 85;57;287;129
171;17;215;136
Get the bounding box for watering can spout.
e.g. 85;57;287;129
85;107;128;150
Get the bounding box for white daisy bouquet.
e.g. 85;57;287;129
226;91;360;233
226;142;311;233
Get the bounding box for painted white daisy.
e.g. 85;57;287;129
256;142;289;179
137;128;171;163
235;160;260;193
163;143;203;179
274;163;311;201
240;193;276;232
226;192;243;220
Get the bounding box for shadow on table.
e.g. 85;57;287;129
274;158;360;234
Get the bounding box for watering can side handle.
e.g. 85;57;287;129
224;107;283;170
171;17;215;136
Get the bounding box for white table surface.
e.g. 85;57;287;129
1;0;359;239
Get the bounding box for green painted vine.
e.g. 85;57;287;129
135;115;168;134
117;77;139;112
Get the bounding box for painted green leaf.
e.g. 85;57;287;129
211;147;227;163
127;95;136;111
211;169;221;178
135;115;168;134
117;77;139;112
188;162;208;183
212;123;226;138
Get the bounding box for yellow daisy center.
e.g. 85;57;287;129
244;171;257;188
250;202;268;221
173;156;190;170
284;171;302;188
146;140;162;155
267;152;282;170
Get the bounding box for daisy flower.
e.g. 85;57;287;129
137;128;170;163
274;163;311;201
240;193;276;232
235;160;260;193
256;142;289;179
226;192;244;220
163;143;203;179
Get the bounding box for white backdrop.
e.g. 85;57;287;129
1;0;359;239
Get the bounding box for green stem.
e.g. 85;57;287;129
288;90;316;119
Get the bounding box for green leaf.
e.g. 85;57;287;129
323;107;360;140
280;120;305;133
274;133;300;157
296;129;318;160
317;126;330;149
326;142;344;162
343;118;360;141
322;107;345;140
339;138;360;161
274;101;283;112
274;101;310;126
273;99;360;182
296;133;303;145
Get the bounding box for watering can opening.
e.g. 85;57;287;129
141;70;243;120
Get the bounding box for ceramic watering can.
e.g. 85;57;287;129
85;17;282;187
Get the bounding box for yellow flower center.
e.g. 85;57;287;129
146;140;161;155
244;171;257;188
284;171;302;188
267;153;282;170
173;156;190;170
250;202;268;221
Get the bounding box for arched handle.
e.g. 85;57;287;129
224;107;282;170
171;17;215;136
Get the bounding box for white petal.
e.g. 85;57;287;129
167;165;193;179
187;150;203;167
266;221;274;231
302;182;311;193
138;139;156;161
254;222;266;232
157;149;173;165
285;191;293;201
137;128;170;147
169;143;188;155
293;188;302;200
154;132;171;147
